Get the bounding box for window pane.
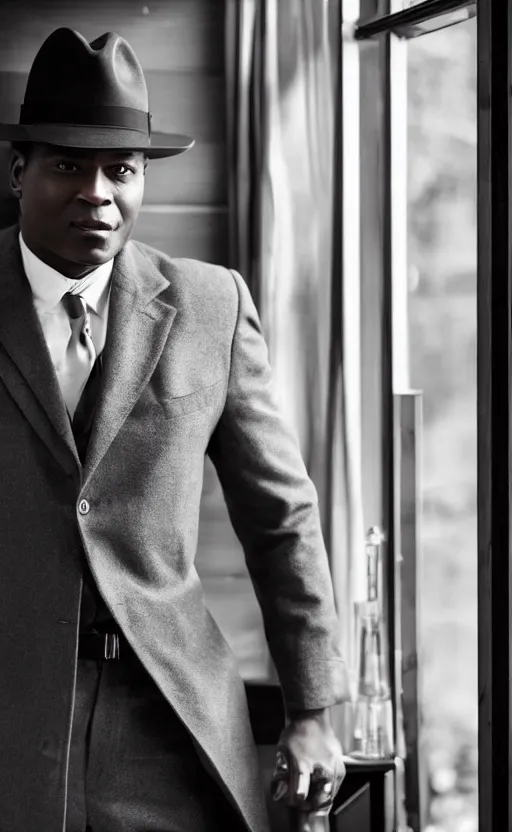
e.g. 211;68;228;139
345;0;360;22
405;18;477;832
389;1;474;34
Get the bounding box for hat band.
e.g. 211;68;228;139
19;103;151;134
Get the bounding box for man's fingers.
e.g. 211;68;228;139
308;764;336;809
272;731;346;808
336;764;346;792
271;750;311;804
290;766;311;803
271;748;290;801
273;761;341;809
272;780;289;801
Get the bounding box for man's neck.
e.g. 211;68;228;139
20;230;102;280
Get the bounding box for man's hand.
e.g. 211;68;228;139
270;708;345;812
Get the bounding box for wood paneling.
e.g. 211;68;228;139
0;148;11;199
201;576;269;680
144;143;226;204
134;206;228;263
0;0;224;73
147;72;225;141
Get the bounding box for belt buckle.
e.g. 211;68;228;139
103;633;120;660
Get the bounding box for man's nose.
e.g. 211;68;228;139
76;170;112;205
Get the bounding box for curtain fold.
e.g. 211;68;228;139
225;0;365;717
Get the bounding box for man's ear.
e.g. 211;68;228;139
10;151;25;199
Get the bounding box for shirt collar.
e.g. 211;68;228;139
19;231;114;317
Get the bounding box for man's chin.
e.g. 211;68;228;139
46;243;117;278
63;235;123;267
75;247;114;265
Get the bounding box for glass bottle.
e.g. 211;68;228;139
351;527;394;759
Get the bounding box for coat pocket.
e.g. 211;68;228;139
157;379;225;420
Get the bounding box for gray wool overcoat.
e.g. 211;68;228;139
0;223;348;832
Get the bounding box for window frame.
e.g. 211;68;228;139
354;0;510;829
475;1;512;829
356;0;475;39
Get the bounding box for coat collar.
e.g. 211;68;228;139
0;225;177;482
82;240;177;485
0;225;80;473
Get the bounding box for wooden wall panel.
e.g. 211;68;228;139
197;456;272;681
147;72;226;141
0;148;11;199
134;207;228;263
144;143;226;205
0;0;224;72
0;72;27;120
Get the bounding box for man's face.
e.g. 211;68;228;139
10;143;147;278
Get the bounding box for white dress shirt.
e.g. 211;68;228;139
19;232;113;391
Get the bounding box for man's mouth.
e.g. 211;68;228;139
72;220;114;231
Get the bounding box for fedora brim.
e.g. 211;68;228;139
0;123;194;159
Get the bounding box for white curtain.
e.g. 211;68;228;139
225;0;366;732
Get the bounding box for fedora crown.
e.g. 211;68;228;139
20;29;151;134
0;27;193;158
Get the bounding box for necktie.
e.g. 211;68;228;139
60;293;96;419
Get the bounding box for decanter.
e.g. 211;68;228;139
350;526;394;759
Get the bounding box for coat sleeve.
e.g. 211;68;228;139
207;269;350;713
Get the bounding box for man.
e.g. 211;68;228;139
0;27;348;832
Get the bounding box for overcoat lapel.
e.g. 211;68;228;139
83;241;177;486
0;227;79;474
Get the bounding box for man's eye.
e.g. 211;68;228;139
56;161;80;172
112;164;133;177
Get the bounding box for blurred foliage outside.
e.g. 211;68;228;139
406;17;477;832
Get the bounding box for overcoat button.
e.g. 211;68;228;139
78;499;90;515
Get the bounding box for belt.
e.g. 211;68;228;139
78;632;133;661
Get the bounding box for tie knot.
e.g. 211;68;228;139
62;292;86;320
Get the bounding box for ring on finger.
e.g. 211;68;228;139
311;765;335;794
275;751;289;772
311;763;333;780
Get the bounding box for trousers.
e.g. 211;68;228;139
65;650;248;832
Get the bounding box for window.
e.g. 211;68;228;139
402;17;478;831
356;2;479;828
355;3;511;830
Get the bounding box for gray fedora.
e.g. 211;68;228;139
0;27;194;159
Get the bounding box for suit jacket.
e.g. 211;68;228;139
0;223;348;832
